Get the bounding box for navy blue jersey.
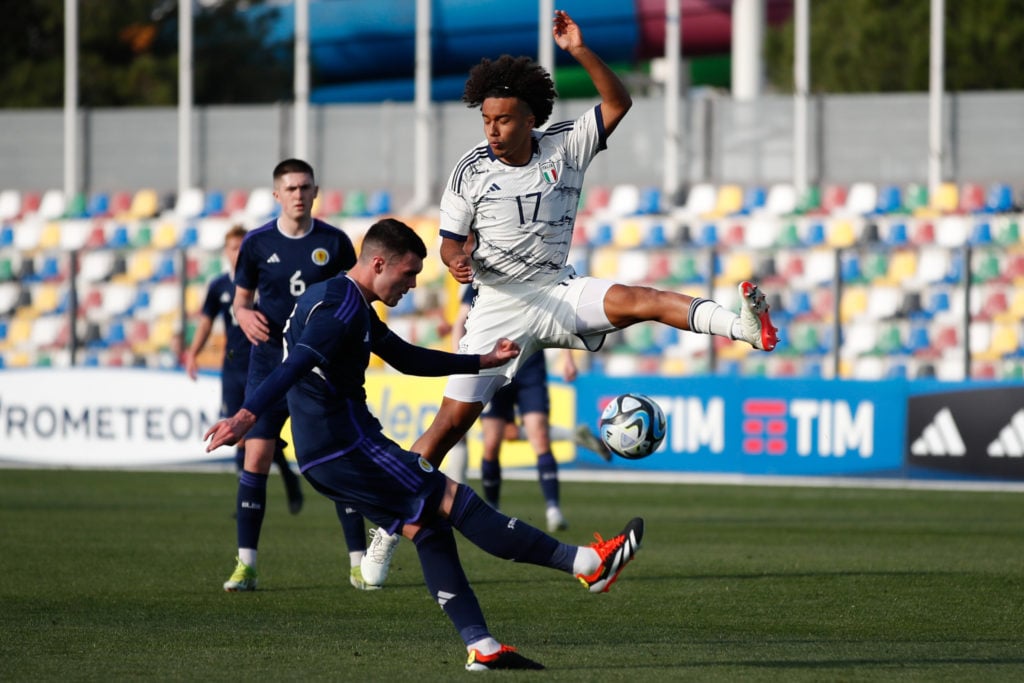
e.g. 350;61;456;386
243;275;482;469
234;218;356;337
201;273;250;373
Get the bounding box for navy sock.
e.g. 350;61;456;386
536;452;559;507
273;443;301;498
480;459;501;508
412;524;489;646
448;483;572;572
236;470;268;549
335;502;367;553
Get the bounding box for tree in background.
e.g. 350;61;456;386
0;0;289;108
765;0;1024;93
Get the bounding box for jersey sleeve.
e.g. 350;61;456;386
438;167;475;241
200;277;222;319
563;105;607;173
372;317;480;376
234;234;259;291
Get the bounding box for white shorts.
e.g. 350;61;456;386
444;275;616;404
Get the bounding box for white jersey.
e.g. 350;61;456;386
439;105;608;286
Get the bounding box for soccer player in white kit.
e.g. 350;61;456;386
360;10;778;587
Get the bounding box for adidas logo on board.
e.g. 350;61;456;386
910;407;965;457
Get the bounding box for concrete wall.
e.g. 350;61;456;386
2;91;1022;203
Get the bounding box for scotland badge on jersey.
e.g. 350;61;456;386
539;160;559;184
311;248;330;266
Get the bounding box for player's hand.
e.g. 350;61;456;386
447;254;474;284
184;351;199;381
480;338;521;368
561;350;578;383
553;10;584;52
204;409;257;451
236;307;270;345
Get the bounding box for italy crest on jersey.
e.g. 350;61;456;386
311;248;330;266
539;160;559;184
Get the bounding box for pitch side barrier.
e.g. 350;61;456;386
2;367;1021;482
573;375;1024;482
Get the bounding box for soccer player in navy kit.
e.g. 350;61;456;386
205;218;644;671
223;159;373;591
183;225;303;509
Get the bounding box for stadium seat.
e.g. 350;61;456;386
86;192;111;218
579;186;610;216
367;189;392;215
929;182;959;215
128;189;160;220
794;185;821;214
38;222;62;250
37;189;66;221
820;184;848;214
314;189;343;217
984;183;1014;213
874;185;902;214
738;185;767;215
108;191;133;217
743;215;781;249
762;183;797;217
958;182;985;213
224;189;249;216
611;219;644;249
933;216;970;247
672;183;716;220
843;182;878;216
711;184;743;218
341;190;369;217
604;184;641;217
173;188;205;220
636;186;662;214
201;190;225;217
0;189;21;221
826;218;857;248
245;187;277;221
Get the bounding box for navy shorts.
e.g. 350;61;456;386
301;439;448;535
245;340;290;440
482;350;550;421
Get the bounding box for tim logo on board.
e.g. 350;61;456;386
907;387;1024;479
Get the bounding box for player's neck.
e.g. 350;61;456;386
277;215;313;236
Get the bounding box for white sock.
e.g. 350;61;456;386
572;547;600;576
239;548;257;568
467;637;501;655
349;550;365;568
688;298;739;339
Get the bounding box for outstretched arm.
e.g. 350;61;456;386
552;10;632;136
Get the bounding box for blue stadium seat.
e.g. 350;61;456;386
984;183;1013;213
874;184;902;214
202;190;225;217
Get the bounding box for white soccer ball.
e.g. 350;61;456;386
598;393;667;460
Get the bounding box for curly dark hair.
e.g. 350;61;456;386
462;55;557;127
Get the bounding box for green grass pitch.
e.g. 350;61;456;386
2;468;1023;681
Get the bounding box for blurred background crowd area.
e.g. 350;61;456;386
1;176;1022;381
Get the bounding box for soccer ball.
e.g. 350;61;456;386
598;393;667;460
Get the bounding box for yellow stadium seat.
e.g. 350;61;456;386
826;218;856;247
885;249;918;285
39;222;62;250
153;221;180;249
126;251;156;283
128;189;159;220
590;247;619;279
709;184;743;218
840;287;868;322
718;251;754;285
611;219;643;248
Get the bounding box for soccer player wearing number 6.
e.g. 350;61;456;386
224;158;374;592
407;10;779;470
